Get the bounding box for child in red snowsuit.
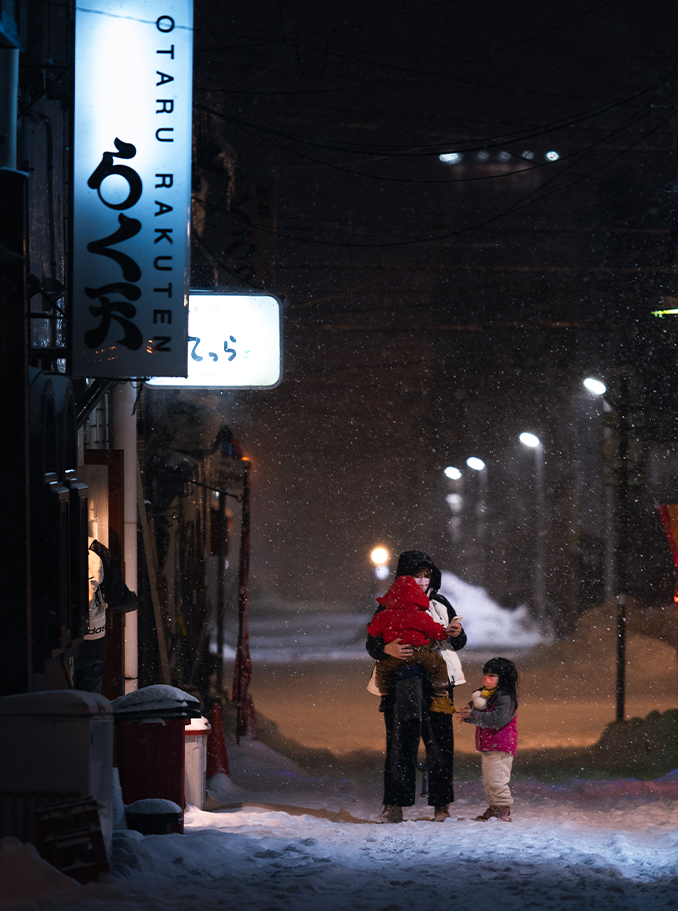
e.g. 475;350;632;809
367;575;455;714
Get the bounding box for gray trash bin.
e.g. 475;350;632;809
0;690;114;859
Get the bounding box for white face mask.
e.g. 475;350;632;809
414;576;430;591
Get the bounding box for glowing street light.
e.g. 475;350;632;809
583;377;606;396
444;466;462;479
371;547;388;565
519;432;540;449
371;547;389;582
466;457;485;471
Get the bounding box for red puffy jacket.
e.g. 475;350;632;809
367;575;447;645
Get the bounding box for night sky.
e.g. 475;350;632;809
151;1;678;616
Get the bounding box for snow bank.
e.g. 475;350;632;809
438;571;548;647
0;837;80;902
221;574;548;664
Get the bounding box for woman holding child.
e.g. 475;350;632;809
366;549;466;823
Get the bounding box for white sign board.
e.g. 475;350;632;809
148;294;282;388
72;0;193;377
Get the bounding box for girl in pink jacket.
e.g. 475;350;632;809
456;657;518;822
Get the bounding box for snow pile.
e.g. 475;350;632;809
438;571;548;647
206;770;247;801
219;575;548;664
0;837;79;902
208;738;327;808
125;799;183;816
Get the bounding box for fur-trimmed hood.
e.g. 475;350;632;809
394;550;442;593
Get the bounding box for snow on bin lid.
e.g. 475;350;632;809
185;716;211;734
0;690;112;716
112;685;201;718
125;798;183;816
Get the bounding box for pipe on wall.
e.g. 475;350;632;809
111;382;139;693
0;48;18;169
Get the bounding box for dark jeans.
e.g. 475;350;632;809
382;676;455;808
73;636;107;693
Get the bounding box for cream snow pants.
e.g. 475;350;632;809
481;750;514;807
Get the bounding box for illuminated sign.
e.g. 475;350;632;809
148;294;282;388
72;0;193;377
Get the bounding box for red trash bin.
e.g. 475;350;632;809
113;686;201;834
115;719;187;832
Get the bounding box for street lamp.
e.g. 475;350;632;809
371;546;389;581
583;377;606;396
519;433;545;619
583;375;613;600
466;457;487;586
518;432;540;449
443;465;464;548
443;466;463;546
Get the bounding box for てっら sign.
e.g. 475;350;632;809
147;294;282;388
72;0;193;376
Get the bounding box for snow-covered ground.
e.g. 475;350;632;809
218;572;548;664
2;581;676;910
2;737;677;910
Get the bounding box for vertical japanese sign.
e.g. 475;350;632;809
72;0;193;376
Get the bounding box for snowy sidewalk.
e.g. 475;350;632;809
3;795;677;911
2;740;677;911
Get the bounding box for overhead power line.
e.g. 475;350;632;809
194;94;677;251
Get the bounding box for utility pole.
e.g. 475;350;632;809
615;374;629;724
602;369;645;723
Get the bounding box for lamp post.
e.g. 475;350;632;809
466;457;487;587
519;433;545;619
583;377;611;600
443;466;463;549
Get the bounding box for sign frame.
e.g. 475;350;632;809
71;0;193;378
147;292;283;389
